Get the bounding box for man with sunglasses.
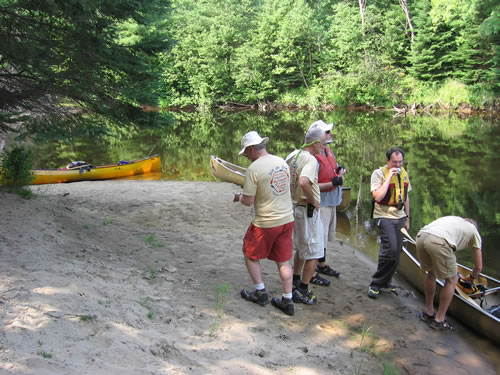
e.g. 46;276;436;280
368;147;411;299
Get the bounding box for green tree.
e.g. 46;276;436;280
159;0;254;109
0;0;169;136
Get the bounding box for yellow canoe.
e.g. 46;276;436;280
209;155;351;211
2;154;162;185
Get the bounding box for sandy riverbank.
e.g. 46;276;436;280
0;180;498;374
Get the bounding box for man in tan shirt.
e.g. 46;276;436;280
234;131;295;315
416;216;483;331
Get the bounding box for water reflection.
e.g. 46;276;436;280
31;110;500;279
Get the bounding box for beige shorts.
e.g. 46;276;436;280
292;206;324;260
320;206;337;244
416;232;457;279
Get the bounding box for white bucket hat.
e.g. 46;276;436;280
308;120;334;132
238;131;269;155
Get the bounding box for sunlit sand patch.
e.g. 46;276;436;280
32;286;75;295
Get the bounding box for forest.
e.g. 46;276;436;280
0;0;499;136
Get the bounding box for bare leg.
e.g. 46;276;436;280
293;251;305;277
435;274;458;322
244;256;263;285
302;259;318;285
276;261;293;294
424;271;437;316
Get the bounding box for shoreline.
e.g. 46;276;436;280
0;180;498;374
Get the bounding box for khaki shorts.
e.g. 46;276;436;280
416;232;457;279
292;206;324;260
320;206;337;244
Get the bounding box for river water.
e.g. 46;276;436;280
31;109;500;279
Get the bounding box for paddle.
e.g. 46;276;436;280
468;286;500;298
400;227;416;245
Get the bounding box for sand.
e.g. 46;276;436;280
0;180;498;375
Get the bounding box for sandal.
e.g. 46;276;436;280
310;273;331;287
430;319;456;331
316;265;340;277
420;311;435;323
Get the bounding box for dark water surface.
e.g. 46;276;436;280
31;110;500;279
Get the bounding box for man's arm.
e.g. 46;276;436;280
233;193;255;206
404;195;410;230
470;247;483;279
299;176;319;209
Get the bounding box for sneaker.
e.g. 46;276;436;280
367;286;380;299
271;297;295;316
316;265;340;278
292;288;317;305
241;289;269;306
385;284;398;292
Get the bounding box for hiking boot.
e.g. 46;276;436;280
271;297;294;316
292;288;317;305
367;286;380;299
241;289;269;306
292;278;301;290
316;265;340;277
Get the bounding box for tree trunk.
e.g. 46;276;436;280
358;0;366;40
399;0;415;45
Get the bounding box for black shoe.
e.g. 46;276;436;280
316;265;340;277
241;289;269;306
271;297;294;316
310;273;331;287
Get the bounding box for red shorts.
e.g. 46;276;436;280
243;221;294;263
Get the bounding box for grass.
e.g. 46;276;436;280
342;321;401;375
144;233;165;248
143;266;157;282
0;145;36;198
103;218;113;225
139;297;155;320
209;282;230;337
38;351;53;359
79;314;96;322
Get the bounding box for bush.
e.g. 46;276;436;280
0;145;35;188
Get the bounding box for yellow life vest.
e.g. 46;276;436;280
378;166;409;206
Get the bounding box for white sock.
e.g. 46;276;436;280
254;282;265;291
283;292;293;300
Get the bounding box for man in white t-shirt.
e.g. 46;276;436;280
416;216;483;331
234;131;295;315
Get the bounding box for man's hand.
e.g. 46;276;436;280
404;217;410;231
